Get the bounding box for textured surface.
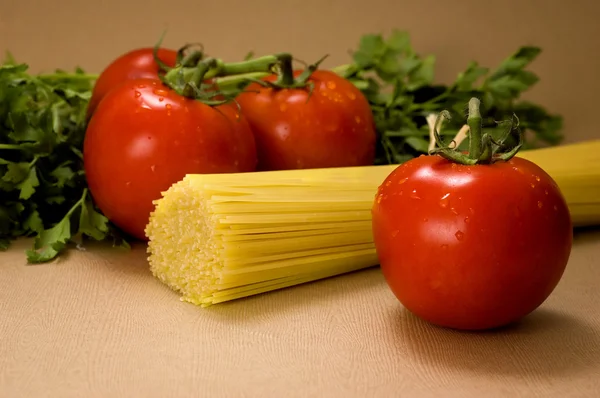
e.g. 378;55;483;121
1;229;600;398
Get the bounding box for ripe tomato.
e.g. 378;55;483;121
87;47;178;117
83;78;258;241
371;154;573;330
235;69;376;171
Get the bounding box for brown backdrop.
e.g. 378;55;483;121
2;0;599;143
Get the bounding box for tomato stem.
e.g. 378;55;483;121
215;54;283;77
429;97;524;165
276;54;296;86
467;98;483;160
176;43;205;67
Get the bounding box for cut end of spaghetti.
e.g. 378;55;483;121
145;166;396;307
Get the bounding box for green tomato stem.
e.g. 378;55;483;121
275;54;296;86
214;54;283;77
429;96;524;165
467;97;483;160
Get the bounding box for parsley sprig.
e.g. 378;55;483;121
335;30;563;164
0;57;128;262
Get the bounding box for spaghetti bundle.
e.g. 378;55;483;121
145;140;600;306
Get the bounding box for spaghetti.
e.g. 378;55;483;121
145;140;600;306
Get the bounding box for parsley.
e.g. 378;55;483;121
336;30;563;164
0;56;128;263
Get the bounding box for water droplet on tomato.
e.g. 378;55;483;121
154;88;168;96
165;103;172;110
138;84;146;89
468;207;474;214
159;97;165;102
125;181;131;187
530;183;535;188
466;169;471;174
134;91;141;98
464;216;470;224
441;244;448;250
326;81;336;89
354;115;362;124
545;189;549;195
385;180;391;187
535;176;541;182
410;189;421;200
398;178;408;185
150;165;156;172
450;207;458;215
537;201;543;209
347;92;356;100
553;205;558;211
376;194;383;204
455;230;465;241
439;193;450;208
423;218;429;222
166;111;172;116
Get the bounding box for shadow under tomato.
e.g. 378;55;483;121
389;305;600;377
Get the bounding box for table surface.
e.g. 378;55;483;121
2;229;600;398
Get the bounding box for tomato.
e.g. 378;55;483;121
87;47;178;117
83;78;258;241
371;154;573;331
235;69;376;171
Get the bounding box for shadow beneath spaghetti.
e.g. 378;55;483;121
203;266;387;320
389;306;600;377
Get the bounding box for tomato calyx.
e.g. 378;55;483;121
147;34;327;104
155;52;307;105
429;97;524;165
249;54;329;91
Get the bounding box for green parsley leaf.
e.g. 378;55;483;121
343;31;563;164
26;216;71;263
0;58;129;262
18;166;39;200
78;196;110;241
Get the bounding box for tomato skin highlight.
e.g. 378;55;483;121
88;47;178;117
83;78;257;241
236;70;376;171
371;155;573;331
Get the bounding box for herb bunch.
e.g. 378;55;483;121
336;30;563;164
0;57;127;262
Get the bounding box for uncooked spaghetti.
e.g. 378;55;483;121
145;140;600;306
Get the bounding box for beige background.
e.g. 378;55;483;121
2;1;600;397
1;0;600;144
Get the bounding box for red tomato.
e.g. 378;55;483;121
87;47;178;117
235;70;376;171
83;78;258;240
371;154;573;331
